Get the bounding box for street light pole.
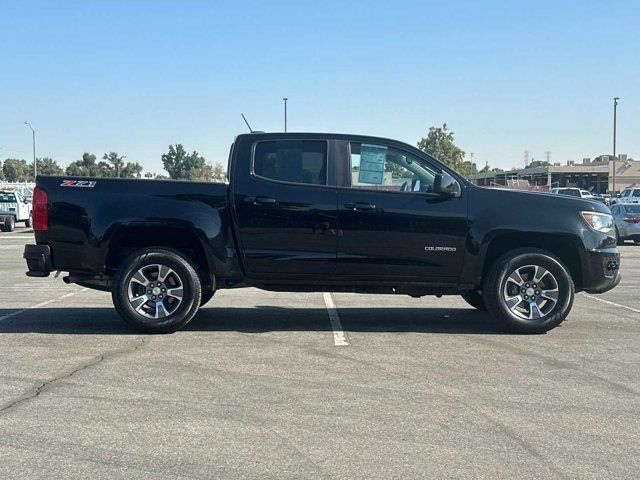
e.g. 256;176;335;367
283;98;288;132
612;97;619;194
119;155;127;178
24;122;36;180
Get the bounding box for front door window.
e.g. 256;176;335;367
349;143;439;194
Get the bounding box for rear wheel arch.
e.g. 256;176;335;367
105;225;214;289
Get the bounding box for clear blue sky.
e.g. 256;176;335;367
1;0;638;173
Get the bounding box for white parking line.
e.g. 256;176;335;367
580;293;640;314
0;288;88;323
323;292;349;346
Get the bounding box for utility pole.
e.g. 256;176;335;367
544;151;551;163
612;97;619;194
24;122;36;180
283;98;288;132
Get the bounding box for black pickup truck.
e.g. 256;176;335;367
24;132;620;333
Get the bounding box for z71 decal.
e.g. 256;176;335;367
60;180;97;188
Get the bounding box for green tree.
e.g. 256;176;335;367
2;158;30;182
66;153;112;177
121;161;143;178
28;157;63;178
211;162;227;182
527;160;551;168
161;144;206;180
103;152;126;177
417;124;470;176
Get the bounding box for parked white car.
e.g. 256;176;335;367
0;190;33;232
616;187;640;205
549;187;607;205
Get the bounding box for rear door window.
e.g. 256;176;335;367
253;140;328;186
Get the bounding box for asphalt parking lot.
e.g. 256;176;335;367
0;226;639;479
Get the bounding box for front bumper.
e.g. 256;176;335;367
581;248;621;294
23;244;52;277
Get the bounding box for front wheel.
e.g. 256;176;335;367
483;248;574;333
112;248;202;333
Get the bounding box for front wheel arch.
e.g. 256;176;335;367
480;232;583;290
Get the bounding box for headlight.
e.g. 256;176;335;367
581;211;614;236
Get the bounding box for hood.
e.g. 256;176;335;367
472;185;611;214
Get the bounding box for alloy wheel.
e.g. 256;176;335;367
127;264;184;319
502;264;559;320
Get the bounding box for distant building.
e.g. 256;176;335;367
471;155;639;193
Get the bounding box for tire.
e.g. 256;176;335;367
200;289;215;306
25;213;32;228
483;248;574;334
615;227;625;246
112;248;202;334
2;216;15;232
461;290;486;311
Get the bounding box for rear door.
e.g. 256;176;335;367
334;139;467;281
231;137;338;278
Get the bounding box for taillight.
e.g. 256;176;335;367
623;217;640;224
33;186;48;231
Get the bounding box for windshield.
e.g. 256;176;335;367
623;205;640;214
0;192;17;203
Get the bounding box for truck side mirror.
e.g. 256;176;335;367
433;173;461;197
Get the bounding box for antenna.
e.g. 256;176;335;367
241;113;253;133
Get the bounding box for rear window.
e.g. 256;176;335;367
0;192;17;202
633;190;640;197
254;140;327;186
558;189;580;197
623;205;640;214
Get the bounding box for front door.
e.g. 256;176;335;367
336;140;467;281
232;138;338;277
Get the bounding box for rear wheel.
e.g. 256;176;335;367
461;290;486;311
483;248;574;333
2;216;15;232
25;213;32;228
112;248;202;333
616;227;625;245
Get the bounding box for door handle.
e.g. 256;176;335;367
344;202;376;211
254;196;277;205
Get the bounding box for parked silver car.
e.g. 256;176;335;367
611;203;640;245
